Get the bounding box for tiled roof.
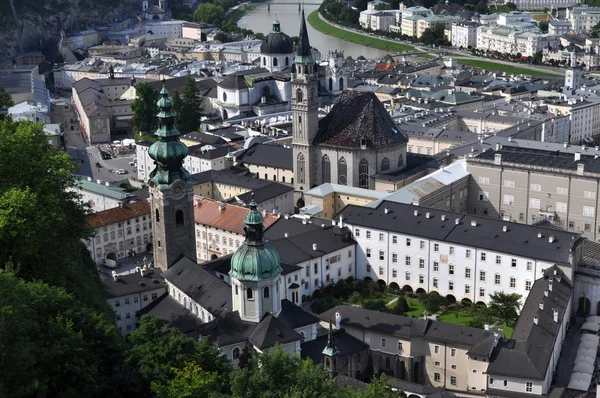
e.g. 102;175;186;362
140;294;204;336
248;313;302;349
194;198;278;235
163;256;232;317
301;329;368;364
313;91;408;149
278;299;319;329
197;311;256;346
237;144;293;170
102;271;166;298
88;200;150;228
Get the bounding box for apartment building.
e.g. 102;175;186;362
303;183;389;218
509;0;575;10
452;22;479;49
476;25;557;57
70;175;136;212
194;198;279;262
544;97;600;143
336;200;583;305
467;140;600;241
401;6;433;37
86;200;153;263
102;270;167;335
193;169;295;215
235;143;294;185
567;6;600;33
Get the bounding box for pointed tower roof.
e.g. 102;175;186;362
295;8;314;64
322;320;339;357
148;85;191;188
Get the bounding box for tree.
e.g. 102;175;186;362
489;292;522;325
363;298;387;312
423;291;445;313
395;297;410;315
194;3;225;25
175;74;203;134
420;23;451;47
131;82;160;134
538;20;549;33
0;270;129;397
363;375;407;398
151;362;220;398
0;84;14;116
214;31;232;43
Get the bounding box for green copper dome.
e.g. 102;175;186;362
230;201;282;281
148;86;191;189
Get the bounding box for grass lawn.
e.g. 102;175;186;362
399;299;426;317
437;310;514;338
455;58;560;76
308;11;415;54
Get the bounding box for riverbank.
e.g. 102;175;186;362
307;10;415;55
455;58;561;76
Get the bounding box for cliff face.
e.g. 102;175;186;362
0;0;141;58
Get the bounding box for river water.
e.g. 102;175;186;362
237;0;388;59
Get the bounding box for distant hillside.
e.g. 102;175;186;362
0;0;140;58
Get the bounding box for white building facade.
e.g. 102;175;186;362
452;22;479;49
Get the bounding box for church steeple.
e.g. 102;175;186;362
148;86;191;189
322;320;339;377
295;9;313;64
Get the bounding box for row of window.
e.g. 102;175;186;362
489;378;534;392
96;223;151;243
113;292;157;308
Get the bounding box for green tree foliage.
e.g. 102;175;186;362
489;292;522;325
423;291;446;313
0;84;14;116
363;298;388;312
194;3;225;25
320;0;360;27
173;5;195;20
151;362;220;398
592;21;600;37
131;83;160;134
175;75;203;134
0;270;128;397
214;31;233;43
420;23;451;47
538;20;549;33
395;296;410;315
310;296;343;313
364;375;407;398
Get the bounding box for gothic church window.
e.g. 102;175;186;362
155;209;160;222
359;159;369;189
338;157;347;185
247;288;253;300
297;153;305;184
322;155;331;184
264;286;270;298
273;58;278;67
329;77;333;91
381;157;390;172
339;78;344;90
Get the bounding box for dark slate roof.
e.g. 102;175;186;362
264;216;327;239
188;145;231;160
219;68;269;90
182;132;228;146
278;299;319;329
487;267;572;380
337;201;581;263
102;272;166;298
249;313;303;349
467;335;496;358
237;144;293;170
163;256;232;316
140;294;203;335
313;91;408;149
197;311;256;346
388;378;445;395
320;305;492;348
235;182;294;205
301;329;368;364
333;375;368;392
192;169;286;192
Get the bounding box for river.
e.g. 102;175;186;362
237;0;388;60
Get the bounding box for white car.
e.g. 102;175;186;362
116;169;128;175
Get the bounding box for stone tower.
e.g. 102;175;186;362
564;51;581;95
229;200;283;322
148;86;197;271
326;50;346;94
292;8;319;194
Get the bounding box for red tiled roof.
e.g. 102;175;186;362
194;198;278;234
88;200;151;228
374;61;397;71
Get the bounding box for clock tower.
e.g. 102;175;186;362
148;86;197;271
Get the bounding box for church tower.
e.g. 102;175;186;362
292;8;319;193
230;200;283;322
148;87;197;271
564;51;581;95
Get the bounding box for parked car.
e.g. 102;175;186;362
116;169;128;175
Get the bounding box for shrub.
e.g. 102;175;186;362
396;296;410;314
362;298;387;312
348;291;362;305
423;292;446;313
310;297;343;314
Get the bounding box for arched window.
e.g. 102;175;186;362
247;288;253;300
338;157;347;185
297;153;305;184
339;77;344;90
233;347;240;360
329;77;333;91
381;157;390;172
322;154;331;184
282;176;286;183
155;209;160;222
263;57;266;65
175;210;184;225
398;153;404;168
359;159;369;188
222;92;227;102
273;57;278;67
285;56;289;66
264;286;270;298
296;88;303;103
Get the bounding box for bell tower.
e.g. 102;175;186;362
292;8;319;193
148;86;197;271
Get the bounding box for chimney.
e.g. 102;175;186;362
557;275;562;282
544;289;549;297
575;152;581;161
87;176;92;181
564;142;568;148
539;301;544;310
332;219;336;226
455;218;460;225
284;232;288;238
471;220;477;227
441;215;446;221
484;323;490;331
96;179;101;184
105;181;110;187
339;215;344;228
384;207;389;214
495;143;502;151
112;270;118;282
414;210;419;216
335;312;342;330
533;316;538;325
302;220;307;225
503;225;508;232
194;198;201;206
553;309;559;323
537;232;542;238
285;214;289;220
219;204;225;211
426;212;431;219
549;281;553;291
549;235;554;243
312;243;318;251
495;153;502;165
577;163;585;175
508;136;513;142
